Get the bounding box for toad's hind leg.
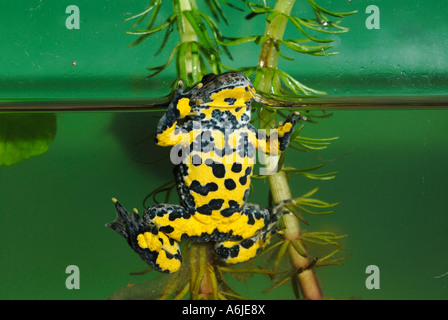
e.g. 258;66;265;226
215;202;288;264
106;199;184;273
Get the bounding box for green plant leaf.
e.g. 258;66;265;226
123;0;162;24
266;11;281;23
295;18;348;34
126;18;173;36
277;69;327;96
220;0;243;11
306;0;358;18
147;42;183;78
244;1;273;14
217;35;259;46
205;0;228;24
0;114;56;166
261;270;295;294
126;2;167;47
316;249;352;267
281;39;334;55
290;238;308;257
287;16;334;43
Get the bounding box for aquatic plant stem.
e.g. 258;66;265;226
198;245;217;300
175;0;202;84
256;0;293;94
189;243;216;300
256;0;323;300
177;0;197;42
269;172;322;300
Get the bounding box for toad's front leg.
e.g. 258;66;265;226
277;112;303;152
255;112;303;157
155;81;197;147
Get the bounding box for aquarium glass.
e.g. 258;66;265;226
1;0;447;300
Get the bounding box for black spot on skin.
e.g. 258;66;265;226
189;180;218;196
176;183;197;214
163;249;182;262
220;200;241;217
163;250;174;260
242;204;261;225
253;208;265;220
239;167;252;186
243;188;250;202
167;206;191;221
235;106;242;112
139;250;166;273
231;163;242;173
216;244;240;259
228;245;240;258
240;238;255;249
147;204;191;222
196;199;225;215
241;203;271;228
224;97;237;105
247;213;255;225
229;200;240;207
155;210;165;218
209;163;226;178
159;225;174;234
224;179;236;190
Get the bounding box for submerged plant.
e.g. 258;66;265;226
111;0;355;300
0;114;56;166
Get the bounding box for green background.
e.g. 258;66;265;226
1;1;448;299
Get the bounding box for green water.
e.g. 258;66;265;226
1;0;448;300
1;109;447;299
